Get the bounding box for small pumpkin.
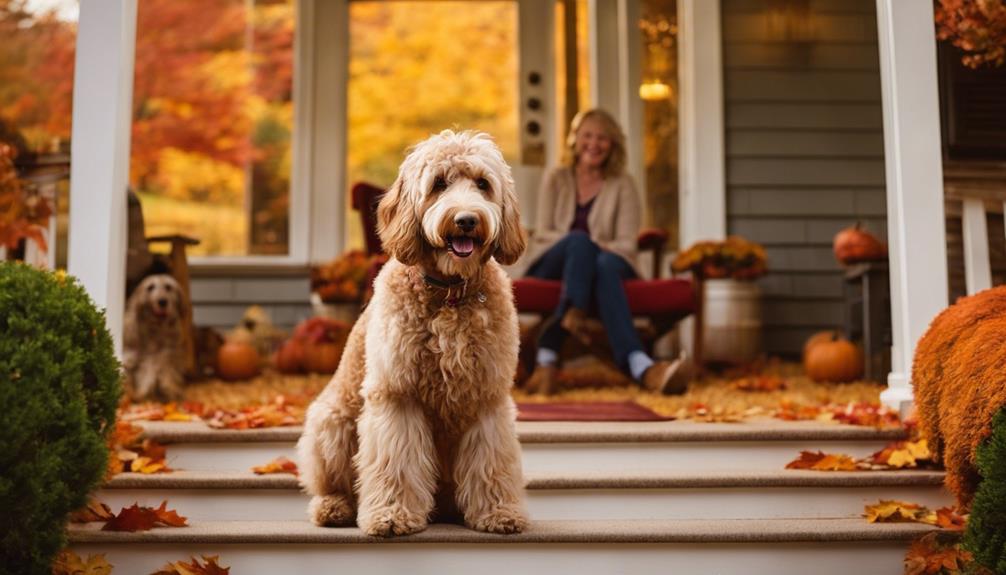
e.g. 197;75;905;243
803;330;839;362
302;341;344;374
274;338;305;374
217;340;261;381
803;332;863;383
833;222;887;265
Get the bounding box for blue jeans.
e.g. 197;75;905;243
526;231;643;370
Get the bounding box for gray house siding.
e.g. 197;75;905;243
190;274;312;336
722;0;888;356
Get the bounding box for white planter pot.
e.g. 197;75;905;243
683;279;762;365
309;292;360;322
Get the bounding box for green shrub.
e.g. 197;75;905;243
0;263;120;574
964;407;1006;574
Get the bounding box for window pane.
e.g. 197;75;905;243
132;0;295;257
347;1;519;250
640;0;678;248
0;0;77;269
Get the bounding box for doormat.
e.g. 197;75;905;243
516;401;672;422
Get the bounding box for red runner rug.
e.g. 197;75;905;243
516;401;672;422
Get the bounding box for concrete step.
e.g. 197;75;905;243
137;419;910;475
68;518;941;575
99;469;950;522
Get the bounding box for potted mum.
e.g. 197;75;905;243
309;250;387;321
672;236;768;365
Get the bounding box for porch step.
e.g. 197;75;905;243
138;419;909;474
68;518;942;575
99;469;950;521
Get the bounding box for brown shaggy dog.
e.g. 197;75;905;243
913;285;1006;508
297;130;529;536
123;274;187;401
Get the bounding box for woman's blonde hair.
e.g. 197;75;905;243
562;108;627;178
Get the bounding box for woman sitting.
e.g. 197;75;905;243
522;108;688;395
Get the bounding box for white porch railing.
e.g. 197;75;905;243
945;162;1006;296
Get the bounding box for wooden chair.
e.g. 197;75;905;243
511;229;704;371
126;191;201;376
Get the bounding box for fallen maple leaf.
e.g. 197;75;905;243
69;498;115;523
933;507;968;531
153;555;230;575
101;501;188;532
865;499;928;523
870;439;932;469
785;450;858;471
51;549;113;575
905;532;977;575
252;456;299;475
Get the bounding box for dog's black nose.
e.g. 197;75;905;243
455;214;477;232
157;298;169;308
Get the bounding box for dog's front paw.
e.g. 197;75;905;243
359;505;428;537
468;505;529;534
309;494;355;527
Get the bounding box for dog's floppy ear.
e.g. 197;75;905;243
377;175;424;266
493;177;527;266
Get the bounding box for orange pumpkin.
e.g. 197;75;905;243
803;330;840;362
833;222;887;265
803;333;863;383
217;341;261;381
302;342;344;374
274;339;305;374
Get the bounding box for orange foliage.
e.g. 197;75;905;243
912;285;1006;508
102;501;188;532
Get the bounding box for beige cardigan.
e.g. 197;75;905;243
517;166;641;276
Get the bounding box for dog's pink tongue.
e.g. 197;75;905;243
452;237;474;256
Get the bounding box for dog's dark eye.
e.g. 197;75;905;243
146;284;155;293
475;178;491;192
164;283;173;292
432;176;448;192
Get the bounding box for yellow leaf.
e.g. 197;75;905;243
865;500;927;523
886;449;918;469
52;550;113;575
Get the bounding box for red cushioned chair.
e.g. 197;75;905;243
511;229;704;370
350;182;704;368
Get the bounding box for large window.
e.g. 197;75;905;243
640;0;678;247
346;1;519;249
131;0;296;257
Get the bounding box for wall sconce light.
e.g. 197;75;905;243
639;81;671;101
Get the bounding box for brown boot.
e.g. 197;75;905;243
560;307;592;345
524;364;558;395
641;353;691;395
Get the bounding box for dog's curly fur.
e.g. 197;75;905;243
913;285;1006;509
297;130;529;536
123;274;187;401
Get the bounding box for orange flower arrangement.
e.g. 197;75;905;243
310;249;388;303
671;236;767;280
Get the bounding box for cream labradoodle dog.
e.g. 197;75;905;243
123;274;187;401
297;130;529;536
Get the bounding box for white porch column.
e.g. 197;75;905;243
678;0;726;245
875;0;948;408
68;0;137;355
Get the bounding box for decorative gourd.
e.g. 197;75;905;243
274;338;305;374
291;316;351;374
217;340;261;381
833;222;887;265
803;333;863;383
302;341;343;374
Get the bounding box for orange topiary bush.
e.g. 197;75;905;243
912;285;1006;508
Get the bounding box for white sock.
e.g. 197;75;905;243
536;347;558;367
628;350;654;381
